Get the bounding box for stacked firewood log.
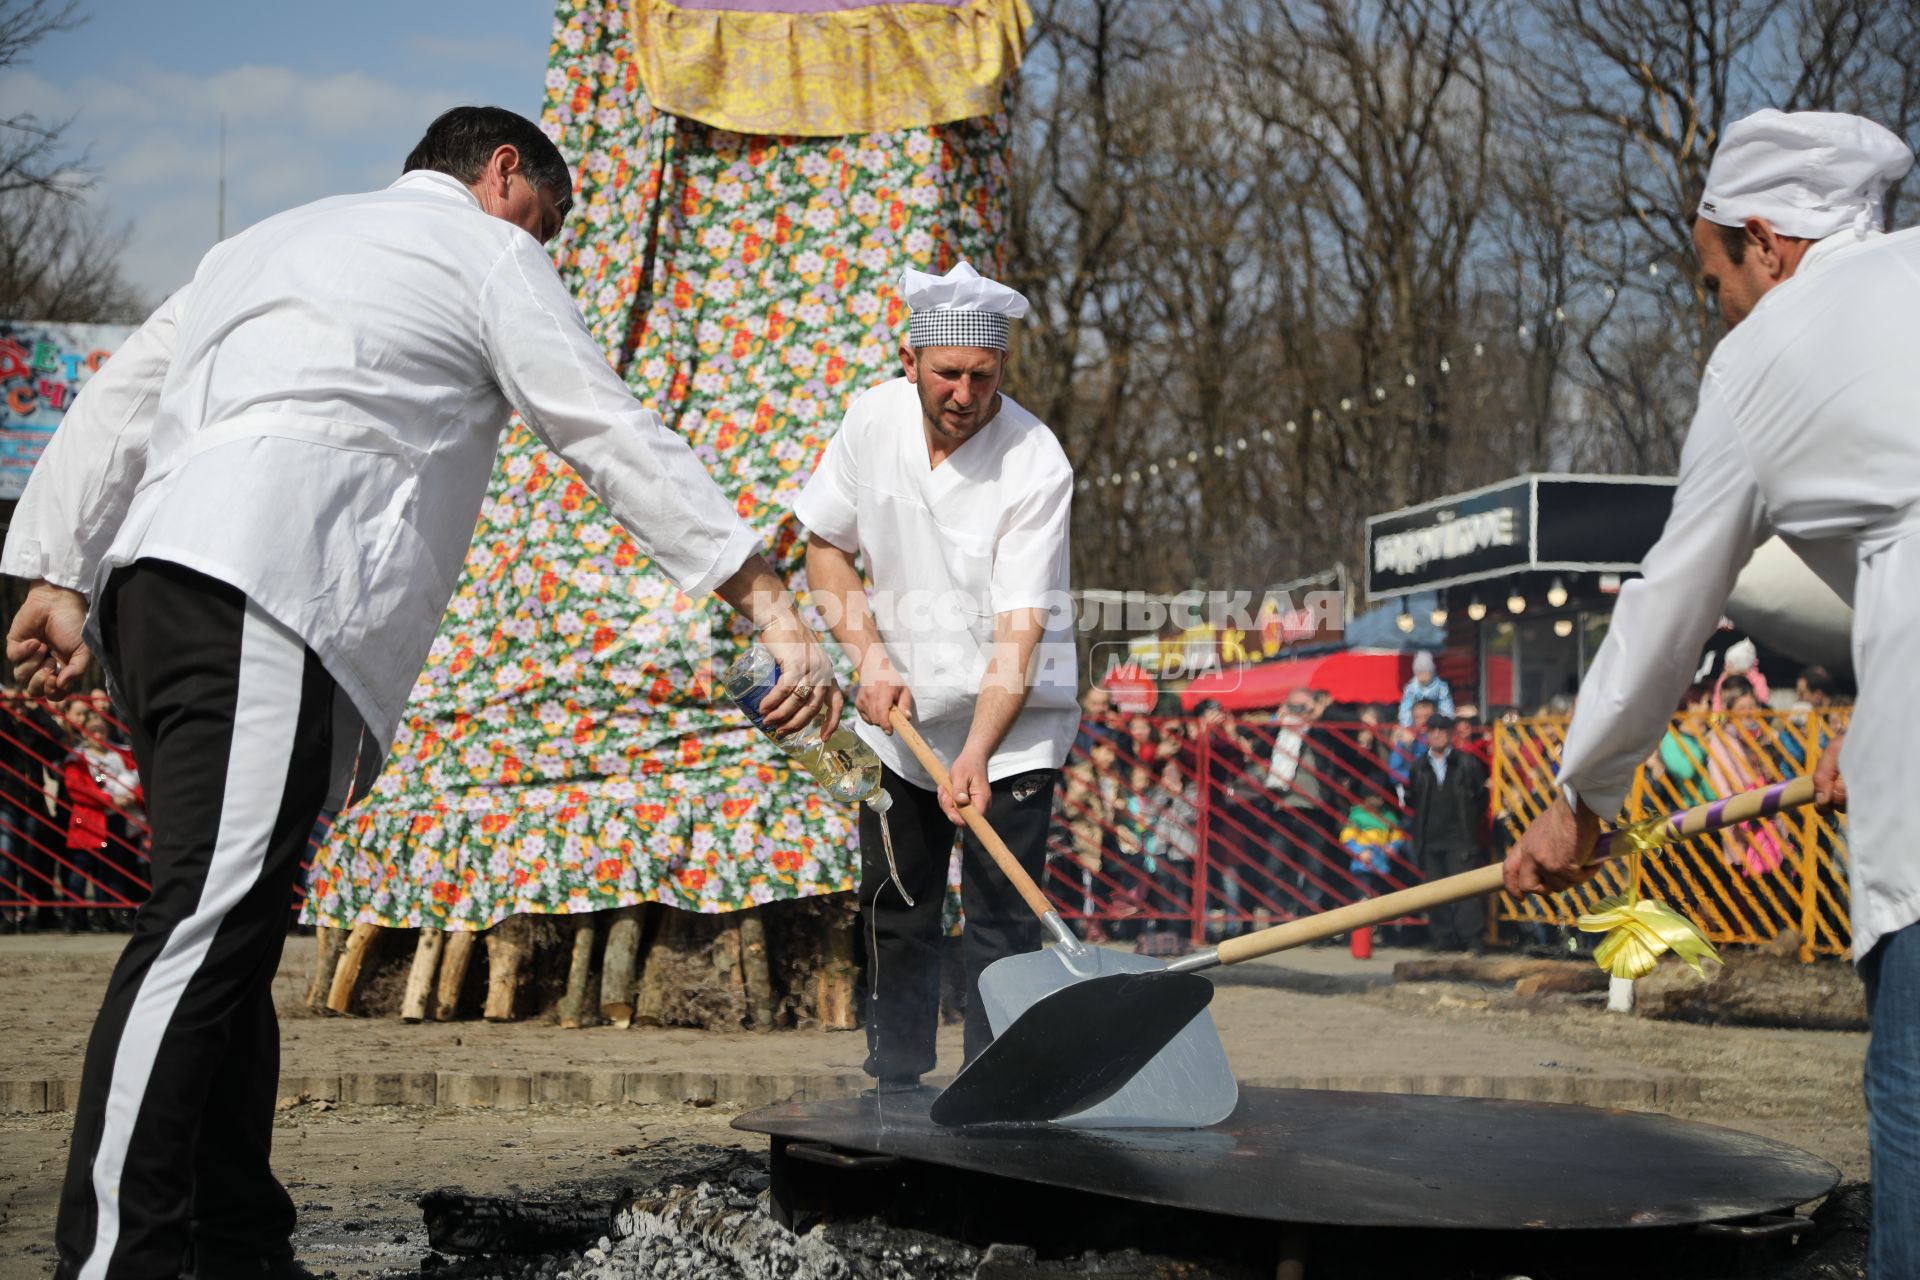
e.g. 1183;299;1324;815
305;895;866;1032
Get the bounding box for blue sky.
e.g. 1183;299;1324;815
1;1;558;301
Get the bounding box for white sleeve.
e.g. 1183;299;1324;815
0;288;189;592
1556;377;1770;817
476;237;762;598
792;409;862;552
990;459;1073;614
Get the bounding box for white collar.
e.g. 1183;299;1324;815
1796;226;1882;276
390;169;483;210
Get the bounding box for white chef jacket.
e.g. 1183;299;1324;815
793;377;1078;790
2;170;764;778
1556;225;1920;960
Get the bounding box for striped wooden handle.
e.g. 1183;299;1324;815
1591;774;1816;860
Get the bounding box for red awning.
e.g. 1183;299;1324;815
1178;649;1412;712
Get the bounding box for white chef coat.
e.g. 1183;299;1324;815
793;377;1078;790
2;170;763;771
1556;224;1920;960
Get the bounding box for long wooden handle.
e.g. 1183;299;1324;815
887;707;1058;925
1210;776;1820;968
1214;865;1507;965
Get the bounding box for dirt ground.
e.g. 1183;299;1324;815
0;934;1871;1278
0;1099;771;1278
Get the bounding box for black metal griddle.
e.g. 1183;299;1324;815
736;1086;1839;1275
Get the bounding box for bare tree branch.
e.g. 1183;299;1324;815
0;0;92;199
1011;0;1918;631
0;186;145;322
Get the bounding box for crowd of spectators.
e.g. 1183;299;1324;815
1053;650;1853;955
0;685;144;933
1646;664;1851;882
1;648;1856;945
1056;660;1499;951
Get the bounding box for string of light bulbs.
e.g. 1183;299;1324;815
1394;574;1583;633
1074;254;1679;493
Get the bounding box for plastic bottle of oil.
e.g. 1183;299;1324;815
720;645;892;815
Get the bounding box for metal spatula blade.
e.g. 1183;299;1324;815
977;945;1239;1128
929;971;1214;1127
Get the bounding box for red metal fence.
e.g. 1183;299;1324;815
0;692;151;925
3;691;1851;959
2;696;1444;940
1047;713;1438;946
0;693;326;927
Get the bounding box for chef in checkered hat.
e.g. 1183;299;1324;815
796;260;1079;1090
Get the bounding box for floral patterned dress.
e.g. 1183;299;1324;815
303;0;1013;929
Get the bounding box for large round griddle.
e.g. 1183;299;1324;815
735;1085;1836;1231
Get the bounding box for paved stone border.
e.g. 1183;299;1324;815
1;1066;1693;1115
0;1070;875;1115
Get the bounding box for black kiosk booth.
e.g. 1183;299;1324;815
1365;473;1676;712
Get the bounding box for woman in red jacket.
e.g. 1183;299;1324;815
60;704;142;931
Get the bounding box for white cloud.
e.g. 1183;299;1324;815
0;60;526;301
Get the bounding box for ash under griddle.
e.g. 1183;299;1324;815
389;1144;1265;1280
383;1140;1869;1280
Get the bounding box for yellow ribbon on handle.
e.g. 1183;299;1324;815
1577;886;1721;980
1602;812;1675;857
1573;811;1722;981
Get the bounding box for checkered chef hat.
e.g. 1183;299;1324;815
901;261;1030;350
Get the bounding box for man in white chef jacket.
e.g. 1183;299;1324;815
797;262;1078;1089
1505;110;1917;1275
3;107;838;1280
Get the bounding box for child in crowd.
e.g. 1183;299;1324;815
1340;788;1406;894
1711;638;1771;710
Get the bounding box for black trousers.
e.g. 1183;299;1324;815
58;561;336;1280
1421;840;1485;951
855;763;1058;1080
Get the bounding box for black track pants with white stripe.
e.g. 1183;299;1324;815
57;560;335;1280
